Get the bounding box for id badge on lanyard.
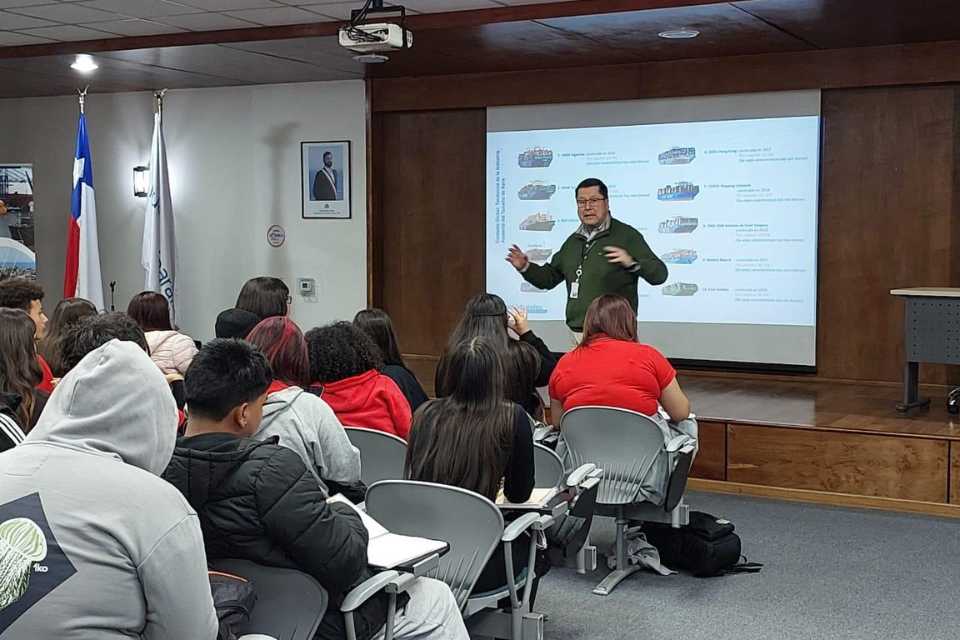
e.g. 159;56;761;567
570;240;594;300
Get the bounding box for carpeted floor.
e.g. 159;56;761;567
535;491;960;640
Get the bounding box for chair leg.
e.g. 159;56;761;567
593;506;640;596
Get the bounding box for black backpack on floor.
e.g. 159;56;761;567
643;511;763;577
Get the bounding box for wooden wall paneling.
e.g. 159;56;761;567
369;40;960;112
951;442;960;505
818;86;957;383
375;109;486;358
689;420;726;481
727;423;949;503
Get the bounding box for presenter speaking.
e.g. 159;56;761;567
506;178;668;335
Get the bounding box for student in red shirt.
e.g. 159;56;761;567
0;277;53;392
549;294;690;423
305;322;411;439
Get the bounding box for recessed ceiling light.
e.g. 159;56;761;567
658;28;700;39
70;54;98;73
353;53;389;64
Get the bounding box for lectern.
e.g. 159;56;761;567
890;288;960;411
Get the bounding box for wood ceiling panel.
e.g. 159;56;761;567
733;0;960;49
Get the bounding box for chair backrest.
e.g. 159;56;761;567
365;480;504;610
560;406;666;505
209;559;328;640
344;427;408;487
533;443;565;488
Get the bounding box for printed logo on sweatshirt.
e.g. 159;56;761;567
0;493;76;633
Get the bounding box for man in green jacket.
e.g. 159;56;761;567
506;178;668;333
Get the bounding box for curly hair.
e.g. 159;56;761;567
0;277;44;312
61;313;149;373
305;321;383;384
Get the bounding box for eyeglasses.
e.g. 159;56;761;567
286;295;293;305
576;197;607;208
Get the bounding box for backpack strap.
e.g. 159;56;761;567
722;555;763;575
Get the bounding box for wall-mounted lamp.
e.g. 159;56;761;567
133;165;149;197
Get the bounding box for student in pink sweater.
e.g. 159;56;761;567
127;292;198;376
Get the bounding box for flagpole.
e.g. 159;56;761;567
77;85;88;114
155;88;167;124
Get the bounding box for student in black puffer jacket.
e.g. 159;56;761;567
164;339;467;640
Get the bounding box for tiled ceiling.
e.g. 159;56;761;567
0;0;579;44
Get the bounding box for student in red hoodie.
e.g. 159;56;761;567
305;322;411;439
0;277;53;393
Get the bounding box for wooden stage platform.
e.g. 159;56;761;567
681;372;960;517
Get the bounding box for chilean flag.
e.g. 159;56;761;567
63;112;104;310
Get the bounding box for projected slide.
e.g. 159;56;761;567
487;96;821;366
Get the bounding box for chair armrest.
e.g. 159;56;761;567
565;463;597;488
341;570;405;613
534;514;555;531
501;512;541;542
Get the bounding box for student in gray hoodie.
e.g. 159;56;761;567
246;317;361;492
0;339;218;639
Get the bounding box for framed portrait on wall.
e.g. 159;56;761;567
301;141;351;219
0;164;37;278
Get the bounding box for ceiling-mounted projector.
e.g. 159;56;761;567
339;22;412;53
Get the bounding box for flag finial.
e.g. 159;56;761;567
77;85;88;114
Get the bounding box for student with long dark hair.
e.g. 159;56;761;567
127;291;198;376
306;322;412;439
406;336;536;592
235;276;290;320
353;308;427;411
0;277;53;393
246;316;361;492
38;297;97;377
505;339;544;420
436;293;556;398
549;294;690;422
0;308;46;436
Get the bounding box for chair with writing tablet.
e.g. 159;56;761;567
211;558;415;640
560;406;695;596
344;427;408;487
366;479;554;640
533;443;602;574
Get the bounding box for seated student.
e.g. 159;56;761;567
164;339;467;640
406;336;536;594
306;322;411;439
0;277;53;393
0;309;47;435
214;307;261;339
245;316;361;493
235;276;290;320
37;297;97;378
59;312;150;374
549;294;691;423
0;339;217;638
127;291;198;376
505;339;544;421
436;293;556;397
354;308;428;412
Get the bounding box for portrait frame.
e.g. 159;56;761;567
301;140;351;220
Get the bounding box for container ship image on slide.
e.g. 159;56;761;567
518;181;557;200
658;181;700;202
521;282;549;293
658;147;696;165
518;147;554;168
658;216;699;234
519;213;556;231
662;282;699;296
525;248;554;262
660;249;698;264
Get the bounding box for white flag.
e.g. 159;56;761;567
141;110;177;323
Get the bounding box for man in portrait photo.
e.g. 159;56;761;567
312;150;341;201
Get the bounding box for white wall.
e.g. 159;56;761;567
0;80;367;341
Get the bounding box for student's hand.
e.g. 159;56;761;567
603;245;636;268
508;306;530;335
506;244;529;271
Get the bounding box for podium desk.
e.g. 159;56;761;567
890;288;960;411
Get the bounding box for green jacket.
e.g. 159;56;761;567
521;217;667;331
